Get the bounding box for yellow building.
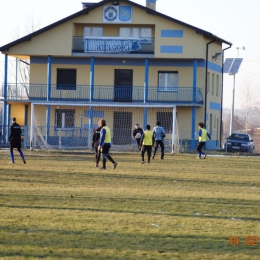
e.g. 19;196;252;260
0;0;231;151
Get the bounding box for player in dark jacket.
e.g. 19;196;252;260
133;124;143;151
92;121;102;167
9;117;26;164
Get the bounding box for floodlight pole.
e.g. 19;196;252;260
229;74;235;135
229;48;244;135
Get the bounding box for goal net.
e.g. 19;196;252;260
29;103;179;153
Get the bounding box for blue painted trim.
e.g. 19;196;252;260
8;104;11;124
46;105;51;144
160;46;183;54
47;56;52;101
95;58;145;66
191;106;196;149
191;59;197;150
147;0;156;3
161;30;183;38
2;55;8;143
149;59;193;67
31;57;91;65
198;60;221;73
193;59;197;102
144;58;149;103
143;107;148;130
30;56;221;73
90;57;94;101
210;102;221;110
206;113;208;121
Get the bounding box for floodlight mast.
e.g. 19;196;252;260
223;54;244;135
230;48;245;135
230;73;235;134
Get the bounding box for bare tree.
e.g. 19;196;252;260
3;14;42;99
235;77;260;132
9;14;42;84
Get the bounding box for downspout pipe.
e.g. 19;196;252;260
204;38;216;128
220;43;232;148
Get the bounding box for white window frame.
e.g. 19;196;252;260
212;73;215;95
158;71;178;92
83;27;103;37
119;27;151;38
216;75;219;96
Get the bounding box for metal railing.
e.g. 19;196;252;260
2;83;204;104
1;84;29;100
72;36;155;54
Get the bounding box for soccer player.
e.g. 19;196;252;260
132;123;143;151
196;122;211;159
9;117;26;164
152;121;166;160
140;124;153;164
98;119;117;170
92;120;102;168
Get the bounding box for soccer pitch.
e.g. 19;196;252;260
0;150;259;259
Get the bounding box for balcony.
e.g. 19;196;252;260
1;83;204;105
72;36;154;55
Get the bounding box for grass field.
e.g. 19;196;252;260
0;149;259;260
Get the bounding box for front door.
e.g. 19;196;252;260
113;112;132;145
114;69;133;102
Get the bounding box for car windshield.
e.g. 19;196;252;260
229;134;249;141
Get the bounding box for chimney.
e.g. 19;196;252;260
82;2;95;9
146;0;156;11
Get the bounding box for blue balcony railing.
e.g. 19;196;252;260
72;36;155;54
2;83;204;105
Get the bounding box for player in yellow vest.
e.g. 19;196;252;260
196;122;211;159
140;124;153;164
98;119;117;170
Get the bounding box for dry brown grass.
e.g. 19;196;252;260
0;150;259;259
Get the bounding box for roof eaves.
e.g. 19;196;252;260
0;0;232;51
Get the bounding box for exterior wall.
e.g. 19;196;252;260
29;58;222;89
3;4;223;61
10;103;25;125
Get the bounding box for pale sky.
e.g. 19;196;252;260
1;0;260;109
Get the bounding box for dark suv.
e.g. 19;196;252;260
225;133;254;153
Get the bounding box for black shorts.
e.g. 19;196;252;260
101;144;111;154
197;142;206;151
10;141;21;149
154;140;164;148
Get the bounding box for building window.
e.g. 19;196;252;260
158;71;178;91
207;72;210;93
84;27;103;37
216;75;219;96
57;69;76;90
212;74;215;95
119;27;151;38
157;112;173;134
55;109;75;129
119;27;152;43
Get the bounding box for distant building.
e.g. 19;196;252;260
0;0;231;150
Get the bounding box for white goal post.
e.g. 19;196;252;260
29;102;179;153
